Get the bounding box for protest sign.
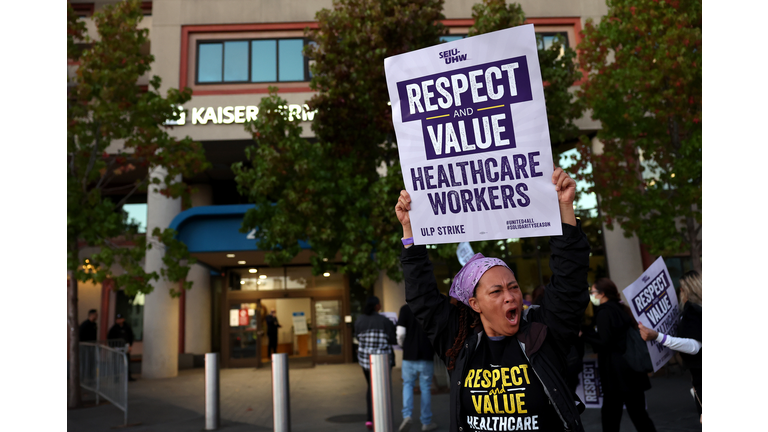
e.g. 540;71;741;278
622;256;680;372
384;24;562;245
456;242;475;265
575;358;603;409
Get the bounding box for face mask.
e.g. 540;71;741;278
590;294;601;306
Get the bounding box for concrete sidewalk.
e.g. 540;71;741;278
68;362;702;432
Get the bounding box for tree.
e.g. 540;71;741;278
424;0;586;267
234;0;446;287
67;0;208;408
573;0;702;273
469;0;585;147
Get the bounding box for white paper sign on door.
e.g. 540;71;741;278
622;256;680;372
384;24;562;245
292;311;309;335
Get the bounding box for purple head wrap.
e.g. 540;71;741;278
449;253;513;306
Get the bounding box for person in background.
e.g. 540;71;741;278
108;313;136;381
522;293;533;310
79;309;98;342
266;309;282;357
531;284;546;306
396;303;438;432
355;296;396;430
639;270;702;421
582;279;656;432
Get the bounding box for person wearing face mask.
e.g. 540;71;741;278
582;279;657;432
396;167;591;432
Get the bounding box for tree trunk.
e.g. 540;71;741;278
68;267;82;409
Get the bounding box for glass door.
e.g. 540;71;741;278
313;299;345;363
227;301;263;368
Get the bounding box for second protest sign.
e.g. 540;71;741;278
385;24;562;245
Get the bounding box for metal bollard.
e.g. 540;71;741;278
370;353;393;432
205;353;220;430
272;353;291;432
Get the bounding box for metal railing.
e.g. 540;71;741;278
80;342;129;426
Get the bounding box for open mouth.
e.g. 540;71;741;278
505;307;519;326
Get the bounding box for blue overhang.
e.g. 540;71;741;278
168;204;311;253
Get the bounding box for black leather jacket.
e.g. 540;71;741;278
401;222;590;432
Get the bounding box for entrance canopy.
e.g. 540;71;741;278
169;204;311;269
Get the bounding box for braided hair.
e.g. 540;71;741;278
445;301;481;371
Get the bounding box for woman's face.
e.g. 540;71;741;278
469;266;522;337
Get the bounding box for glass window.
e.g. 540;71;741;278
316;328;343;356
315;270;344;290
278;39;305;81
122;203;147;233
223;41;249;82
536;32;568;60
114;291;143;341
315;300;341;327
253;267;286;291
196;38;307;84
286;267;313;289
229;303;259;359
198;43;223;82
251;39;277;82
537;32;569;50
664;257;694;291
440;35;465;43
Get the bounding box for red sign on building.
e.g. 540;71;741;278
239;309;249;326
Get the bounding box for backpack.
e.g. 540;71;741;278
623;326;654;373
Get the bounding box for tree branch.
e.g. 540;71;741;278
113;178;149;210
94;157;117;191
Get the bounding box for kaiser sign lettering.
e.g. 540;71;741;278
165;104;317;126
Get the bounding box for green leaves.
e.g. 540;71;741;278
468;0;584;147
574;0;702;269
68;0;209;295
235;0;446;287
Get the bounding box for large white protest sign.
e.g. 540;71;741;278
384;25;562;245
622;257;680;372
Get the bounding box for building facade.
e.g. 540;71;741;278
69;0;689;377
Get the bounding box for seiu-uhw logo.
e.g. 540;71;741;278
438;48;467;64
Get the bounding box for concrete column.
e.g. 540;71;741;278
378;271;406;367
142;167;182;379
591;137;645;298
185;263;212;354
381;272;406;317
601;221;645;297
184;183;213;354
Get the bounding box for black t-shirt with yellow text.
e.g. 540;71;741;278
460;335;563;431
